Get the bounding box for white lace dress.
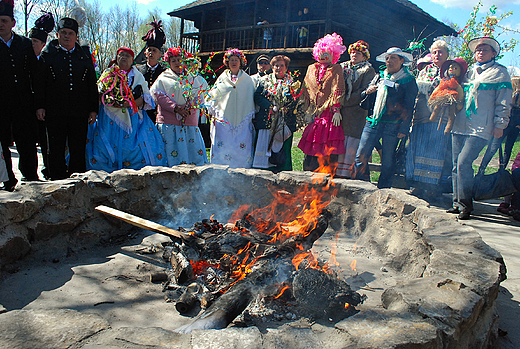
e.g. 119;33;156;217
206;70;255;168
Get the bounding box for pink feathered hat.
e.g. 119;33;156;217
312;33;347;64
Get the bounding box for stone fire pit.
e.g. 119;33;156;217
0;165;506;348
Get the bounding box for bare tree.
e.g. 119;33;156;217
165;16;181;48
122;2;141;53
80;0;106;69
17;0;43;36
43;0;75;27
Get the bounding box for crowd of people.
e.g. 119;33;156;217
1;1;518;221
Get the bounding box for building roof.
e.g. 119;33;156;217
171;0;219;13
169;0;448;26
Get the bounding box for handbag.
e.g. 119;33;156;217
473;146;517;201
269;148;287;166
268;121;290;167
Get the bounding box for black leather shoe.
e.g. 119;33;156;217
458;211;471;220
446;207;460;214
2;179;18;192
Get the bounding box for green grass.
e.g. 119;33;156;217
291;131;304;171
290;130;520;182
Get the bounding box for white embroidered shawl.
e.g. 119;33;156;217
206;69;255;127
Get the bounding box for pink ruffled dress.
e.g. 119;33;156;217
298;63;345;156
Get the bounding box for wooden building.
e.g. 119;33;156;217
167;0;457;77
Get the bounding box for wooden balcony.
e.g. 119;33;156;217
181;20;328;54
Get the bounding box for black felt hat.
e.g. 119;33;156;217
0;0;14;19
142;18;166;49
29;12;55;42
57;17;79;34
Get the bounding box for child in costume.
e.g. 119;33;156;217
298;33;346;172
428;58;467;134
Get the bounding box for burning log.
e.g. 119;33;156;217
169;244;194;284
176;281;254;333
175;210;338;333
96;183;364;333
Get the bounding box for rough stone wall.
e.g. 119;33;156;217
0;165;506;348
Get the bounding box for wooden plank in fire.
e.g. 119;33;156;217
95;205;199;243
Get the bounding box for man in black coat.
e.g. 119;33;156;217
136;19;166;123
0;0;41;191
36;17;98;180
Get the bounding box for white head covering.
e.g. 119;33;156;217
376;47;413;65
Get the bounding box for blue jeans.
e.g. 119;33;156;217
353;121;400;189
451;134;487;212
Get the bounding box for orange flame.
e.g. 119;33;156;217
216;150;342;291
344;302;349;309
350;260;357;272
274;285;290;299
190;260;219;276
327;231;340;268
312;145;339;190
227;204;251;224
292;252;312;270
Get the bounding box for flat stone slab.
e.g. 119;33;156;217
0;309;108;349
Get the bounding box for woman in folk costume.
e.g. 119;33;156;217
406;40;453;199
253;55;302;172
206;48;255;168
298;33;346;172
150;47;208;166
336;40;376;178
86;47;167;172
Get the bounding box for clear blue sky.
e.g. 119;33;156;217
94;0;519;66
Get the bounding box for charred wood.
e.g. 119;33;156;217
169;244;194;284
150;272;168;283
175;281;254;333
292;268;365;321
175;283;202;314
174;210;332;333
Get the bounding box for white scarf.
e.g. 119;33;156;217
465;61;511;115
206;69;255;127
150;69;185;104
372;67;411;125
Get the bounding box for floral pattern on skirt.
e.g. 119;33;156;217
86;106;167;172
210;112;254;168
157;123;208;166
